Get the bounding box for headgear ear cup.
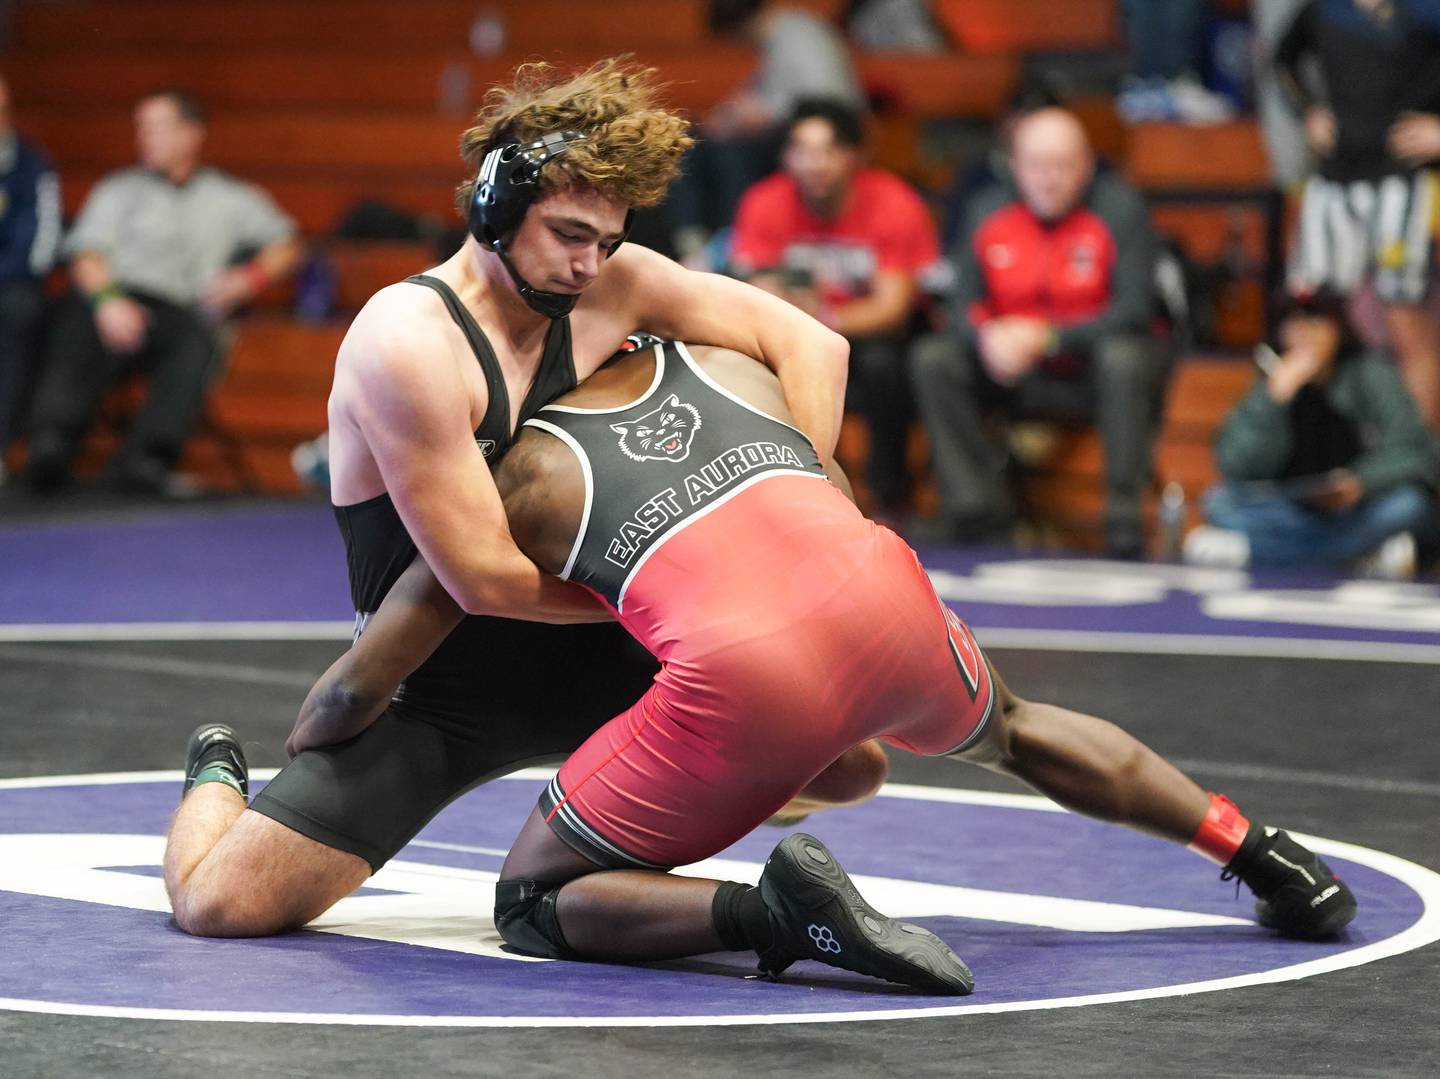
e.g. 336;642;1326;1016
466;131;631;316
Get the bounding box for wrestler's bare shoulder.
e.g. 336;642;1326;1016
683;343;763;372
684;343;790;412
332;283;468;397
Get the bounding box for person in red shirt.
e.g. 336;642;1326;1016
911;108;1168;555
731;98;940;514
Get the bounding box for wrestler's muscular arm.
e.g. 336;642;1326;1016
336;297;603;623
286;300;605;756
288;428;583;758
287;562;463;758
600;245;850;461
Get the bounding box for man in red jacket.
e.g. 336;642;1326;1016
731;99;940;515
911;108;1168;555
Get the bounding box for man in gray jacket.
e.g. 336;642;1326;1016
26;89;299;494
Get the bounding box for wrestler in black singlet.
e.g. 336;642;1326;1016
250;276;659;871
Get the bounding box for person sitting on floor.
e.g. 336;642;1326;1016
1185;287;1439;577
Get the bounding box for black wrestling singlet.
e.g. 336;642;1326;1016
327;274;643;727
333;274;576;618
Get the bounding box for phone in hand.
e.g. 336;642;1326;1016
1253;343;1281;375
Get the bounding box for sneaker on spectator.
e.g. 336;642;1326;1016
1355;531;1417;581
111;456;209;500
1117;76;1175;124
1182;525;1250;568
291;433;331;492
1167;77;1236;125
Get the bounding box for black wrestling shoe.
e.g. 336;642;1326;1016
1222;824;1357;940
183;723;249;799
755;833;973;995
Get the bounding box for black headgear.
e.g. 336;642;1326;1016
468;130;631;319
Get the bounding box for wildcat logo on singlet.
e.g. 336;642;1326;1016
604;440;808;569
611;395;702;463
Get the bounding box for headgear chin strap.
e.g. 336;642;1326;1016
468;130;632;319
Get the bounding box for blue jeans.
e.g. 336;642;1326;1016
1203;482;1436;567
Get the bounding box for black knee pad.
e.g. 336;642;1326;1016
494;878;574;960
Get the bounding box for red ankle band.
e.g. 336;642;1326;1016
1188;793;1250;865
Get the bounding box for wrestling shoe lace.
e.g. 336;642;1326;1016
183;723;250;799
1222;824;1357;940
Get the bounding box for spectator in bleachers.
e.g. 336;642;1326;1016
842;0;947;52
730;98;939;515
1117;0;1236;124
910;108;1165;556
1184;287;1438;578
667;0;863;266
25;89;299;495
0;73;61;484
1273;0;1440;430
936;81;1063;254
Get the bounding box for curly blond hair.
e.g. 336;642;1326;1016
455;57;693;215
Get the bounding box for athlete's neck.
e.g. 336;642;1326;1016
448;239;554;353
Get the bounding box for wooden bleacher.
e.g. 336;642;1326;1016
934;0;1120;53
5;0;1276;516
833;356;1255;546
1011;358;1258;544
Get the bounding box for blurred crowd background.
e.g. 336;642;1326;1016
2;0;1439;578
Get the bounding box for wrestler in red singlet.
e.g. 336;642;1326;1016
524;339;995;869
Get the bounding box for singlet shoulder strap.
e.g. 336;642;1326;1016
517;316;578;426
404;273;510;429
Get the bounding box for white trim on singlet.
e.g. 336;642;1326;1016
672;341;820;454
613;469;829;612
525;339;829;610
541;344;668;415
938;684;997;758
545;778;671;870
519;418;594;581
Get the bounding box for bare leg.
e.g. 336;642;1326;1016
497;740;889;958
500;807;725;960
164;792;370;938
500;667;1218;963
957;665;1209;843
1386;302;1440;430
164;783;246;896
559;870;727;959
771;739;889;822
497;804;975;992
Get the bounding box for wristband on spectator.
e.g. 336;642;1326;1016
243;259;271;294
87;284;124;309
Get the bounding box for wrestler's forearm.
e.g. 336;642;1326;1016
769;334;849;460
459;550;610;623
287;659;394;757
622;250;848;455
